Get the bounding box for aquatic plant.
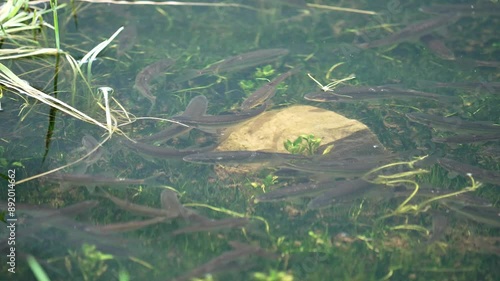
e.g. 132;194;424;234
363;156;483;220
239;64;277;92
239;79;256;92
255;65;276;78
284;134;322;156
0;2;192;186
0;0;55;42
0;1;127;184
250;173;278;192
27;255;50;281
184;202;271;235
254;269;294;281
1;1;498;280
307;62;356;94
68;244;114;281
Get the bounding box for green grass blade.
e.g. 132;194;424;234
26;255;51;281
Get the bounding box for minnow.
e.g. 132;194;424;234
171;103;267;131
134;59;175;113
139;95;208;144
255;181;333;203
307;179;374;210
120;138;216;159
437;158;500;186
160;189;210;223
175;49;289;83
86;216;167;234
183;150;308;165
96;189;179;218
432;133;500;144
42;173;156;192
305;85;458;103
358;13;461;49
171;217;249;236
406;113;500;134
171;241;276;281
241;67;299;110
420;34;455;60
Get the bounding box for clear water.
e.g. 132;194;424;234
0;1;499;280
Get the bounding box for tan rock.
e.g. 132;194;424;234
217;105;371;152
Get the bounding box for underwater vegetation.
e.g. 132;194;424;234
0;0;499;281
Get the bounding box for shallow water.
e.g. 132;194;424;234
0;1;499;280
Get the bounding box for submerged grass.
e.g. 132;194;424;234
0;0;58;42
0;2;184;185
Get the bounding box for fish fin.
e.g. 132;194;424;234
85;185;97;193
143;172;166;186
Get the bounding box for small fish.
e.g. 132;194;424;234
206;49;288;73
455;58;500;69
307;179;374;210
444;201;500;228
171;217;249;236
170;103;268;131
175;48;289;83
282;154;393;177
0;200;99;220
120;137;216;159
41;173;153;191
0;201;99;251
96;189;178;218
183;150;308;165
437;158;500;186
86;216;167;235
160;189;186;218
49;200;100;218
139;95;208;144
241;67;299;110
0;201;136;258
315;129;388;158
160;189;209;223
305;85;458;103
420;34;455;60
134;59;176;113
68;134;106;175
171;241;275;281
406;112;500;134
358;13;461;49
255;181;333;203
432;133;500;144
416;80;500;91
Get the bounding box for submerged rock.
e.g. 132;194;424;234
217;105;375;152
